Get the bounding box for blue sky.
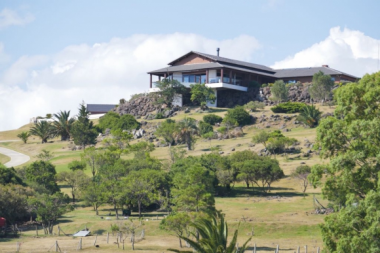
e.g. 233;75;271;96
0;0;379;130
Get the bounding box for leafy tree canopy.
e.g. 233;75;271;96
155;79;187;107
0;164;24;185
270;80;288;103
309;70;334;103
190;83;216;108
310;72;380;252
26;161;60;194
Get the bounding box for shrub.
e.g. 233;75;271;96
217;126;227;134
68;160;86;171
270;80;288;103
261;83;268;88
271;102;306;113
224;106;251;126
244;101;265;112
297;105;322;128
203;114;223;125
199;121;214;135
99;112;140;132
155;112;164;119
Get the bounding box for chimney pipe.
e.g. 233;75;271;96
217;48;220;57
322;65;329;68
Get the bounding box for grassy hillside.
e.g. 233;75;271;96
0;105;332;252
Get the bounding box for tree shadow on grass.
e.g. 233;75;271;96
92;229;107;235
219;186;304;198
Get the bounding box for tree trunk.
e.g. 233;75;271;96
246;180;250;188
179;237;182;248
114;203;119;220
138;201;142;218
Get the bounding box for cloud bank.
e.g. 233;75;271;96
0;34;261;130
0;27;379;131
0;8;34;29
271;27;380;77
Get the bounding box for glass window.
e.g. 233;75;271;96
189;75;195;82
183;75;189;82
201;75;206;83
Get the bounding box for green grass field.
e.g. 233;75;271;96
0;105;333;252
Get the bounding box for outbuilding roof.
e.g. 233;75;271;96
274;66;358;79
167;51;275;73
87;104;116;113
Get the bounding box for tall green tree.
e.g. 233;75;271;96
0;184;32;225
291;165;311;195
28;193;70;234
270;80;288;103
155;79;187;107
190;83;216;109
309;70;334;104
168;211;251;253
156;119;177;147
124;169;167;217
176;117;198;151
309;72;380;252
57;170;88;203
0;164;24;185
53;110;75;141
71;103;97;149
26;161;60;194
81;180;106;215
172;164;215;213
30;121;56;143
160;212;191;248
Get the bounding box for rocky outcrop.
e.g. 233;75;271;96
112;95;160;118
259;85;312;105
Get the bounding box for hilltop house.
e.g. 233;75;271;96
147;50;358;107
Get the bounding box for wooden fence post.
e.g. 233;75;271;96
77;238;82;250
35;225;38;236
16;242;20;252
253;243;256;253
317;247;320;253
55;241;58;252
93;234;97;246
58;226;60;236
276;244;279;252
107;232;109;244
304;245;307;253
297;246;300;253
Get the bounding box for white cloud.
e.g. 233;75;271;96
0;8;34;29
0;33;261;131
271;27;380;77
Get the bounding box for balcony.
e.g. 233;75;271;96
149;77;248;93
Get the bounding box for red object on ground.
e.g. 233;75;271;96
0;217;6;227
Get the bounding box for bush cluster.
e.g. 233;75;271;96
270;102;306;113
98;112;140;132
224;106;251;126
203;114;223;125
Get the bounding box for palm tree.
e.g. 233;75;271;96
176;117;198;150
17;131;31;144
297;105;322;128
168;212;251;253
30;121;56;143
53;111;75;141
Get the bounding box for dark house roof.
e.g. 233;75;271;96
274;66;358;79
87;104;116;113
149;51;359;81
148;62;223;74
167;51;275;74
